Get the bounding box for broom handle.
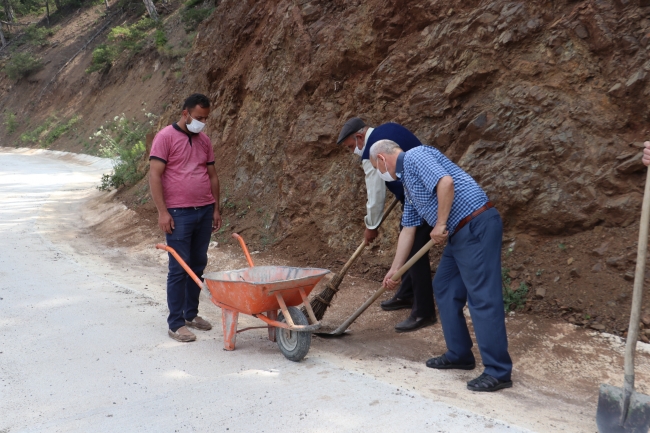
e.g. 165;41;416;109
332;239;435;335
328;198;399;288
624;168;650;394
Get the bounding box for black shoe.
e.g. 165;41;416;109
380;297;413;311
467;373;513;392
395;316;436;333
425;354;476;370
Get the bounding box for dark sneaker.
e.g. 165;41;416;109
186;316;212;331
395;316;436;333
425;354;476;370
467;373;513;392
168;326;196;342
380;297;413;311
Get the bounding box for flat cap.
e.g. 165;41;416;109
337;117;366;144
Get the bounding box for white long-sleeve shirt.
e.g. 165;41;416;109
359;128;387;229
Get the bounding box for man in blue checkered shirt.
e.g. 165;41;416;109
369;139;513;393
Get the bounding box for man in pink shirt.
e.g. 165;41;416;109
149;93;222;342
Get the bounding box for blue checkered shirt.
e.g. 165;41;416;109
398;146;489;232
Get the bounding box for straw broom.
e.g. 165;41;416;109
306;198;399;321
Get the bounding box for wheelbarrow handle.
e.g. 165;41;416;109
232;233;255;267
155;244;207;290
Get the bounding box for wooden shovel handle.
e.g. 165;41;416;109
624;168;650;388
331;239;435;335
329;198;400;288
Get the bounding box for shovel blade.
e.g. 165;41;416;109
597;384;650;433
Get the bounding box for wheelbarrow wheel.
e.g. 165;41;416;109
277;307;311;362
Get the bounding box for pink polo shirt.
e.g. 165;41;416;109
149;123;216;209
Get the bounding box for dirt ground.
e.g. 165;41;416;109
70;180;650;430
115;175;650;343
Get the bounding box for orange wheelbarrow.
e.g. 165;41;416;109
155;233;329;361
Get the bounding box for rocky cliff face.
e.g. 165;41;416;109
164;0;650;251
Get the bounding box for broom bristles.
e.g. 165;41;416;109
303;278;340;321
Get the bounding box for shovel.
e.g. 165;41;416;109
316;238;435;337
596;168;650;433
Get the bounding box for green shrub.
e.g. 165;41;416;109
19;115;79;147
86;44;116;73
501;268;529;312
45;116;78;145
87;18;159;74
20;118;52;145
154;29;167;48
181;7;214;32
4;52;43;80
25;25;58;46
4;113;17;134
184;0;204;8
93;113;157;190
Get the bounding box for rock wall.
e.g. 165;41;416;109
166;0;650;251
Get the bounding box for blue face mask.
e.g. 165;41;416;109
377;156;395;182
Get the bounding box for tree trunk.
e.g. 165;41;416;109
3;0;14;22
104;0;108;9
142;0;158;21
45;0;50;25
0;22;6;48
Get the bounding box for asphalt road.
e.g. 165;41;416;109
0;148;529;433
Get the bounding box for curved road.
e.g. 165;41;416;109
0;148;527;432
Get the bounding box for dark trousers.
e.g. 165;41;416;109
165;204;213;331
395;222;436;319
433;207;512;381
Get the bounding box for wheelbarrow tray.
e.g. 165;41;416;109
203;266;329;316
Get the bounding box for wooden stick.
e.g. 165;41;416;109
331;239;435;335
622;167;650;421
327;197;399;291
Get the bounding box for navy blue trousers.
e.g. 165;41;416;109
395;222;436;319
165;204;213;331
432;207;512;381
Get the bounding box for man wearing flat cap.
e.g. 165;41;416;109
337;117;436;333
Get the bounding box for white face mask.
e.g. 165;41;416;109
353;136;363;156
186;114;205;134
377;156;396;182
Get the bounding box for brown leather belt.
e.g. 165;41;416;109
453;202;494;235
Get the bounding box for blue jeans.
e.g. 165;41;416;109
165;204;213;331
432;207;513;381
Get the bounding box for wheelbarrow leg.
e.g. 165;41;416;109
267;310;278;342
221;308;239;351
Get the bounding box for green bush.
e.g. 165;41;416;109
20;118;52;145
4;113;17;134
45;116;78;145
181;7;214;32
11;0;45;16
19;115;79;147
154;29;167;48
86;44;116;73
4;52;43;80
87;18;158;74
501;268;529;312
184;0;204;8
93;113;157;190
25;25;58;46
